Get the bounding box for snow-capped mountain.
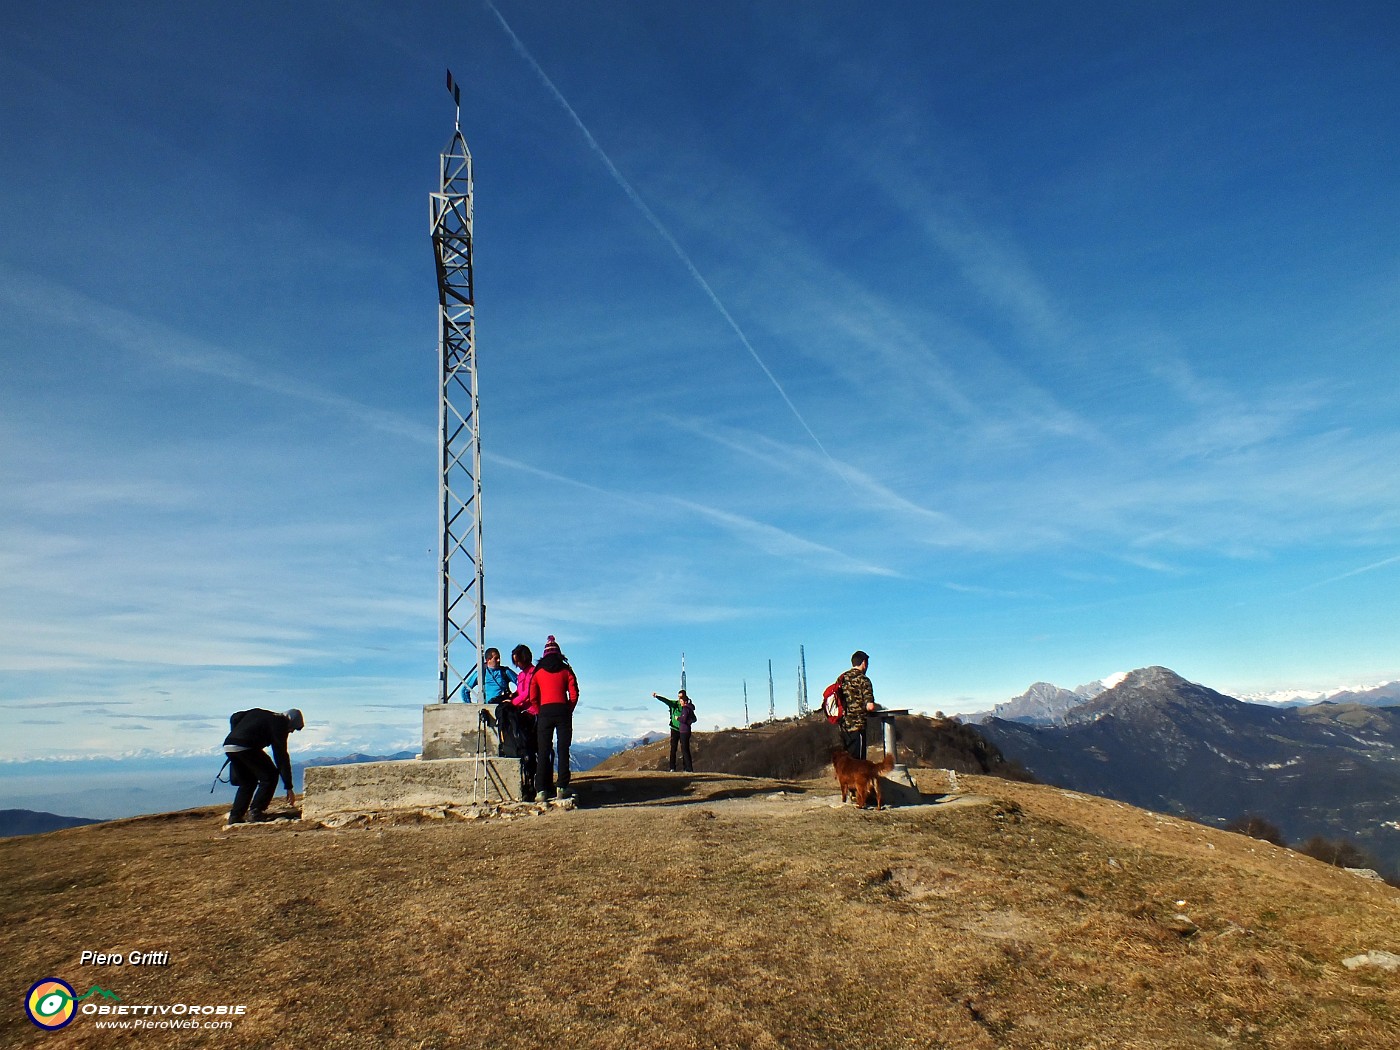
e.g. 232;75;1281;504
970;672;1126;725
1233;680;1400;708
977;672;1400;724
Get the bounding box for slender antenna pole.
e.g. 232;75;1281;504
767;660;775;721
797;644;810;717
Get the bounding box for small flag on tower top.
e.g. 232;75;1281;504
446;69;461;107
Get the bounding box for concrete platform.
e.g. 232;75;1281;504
302;756;524;821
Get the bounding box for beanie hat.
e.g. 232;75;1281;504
285;708;305;731
542;635;562;659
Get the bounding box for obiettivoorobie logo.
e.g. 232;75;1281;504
25;980;120;1030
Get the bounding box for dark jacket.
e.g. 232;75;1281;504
655;695;697;735
224;709;295;792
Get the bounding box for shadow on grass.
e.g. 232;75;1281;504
570;772;969;812
575;772;813;808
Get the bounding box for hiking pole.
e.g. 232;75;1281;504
479;708;492;803
473;710;484;805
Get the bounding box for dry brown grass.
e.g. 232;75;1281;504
3;770;1397;1049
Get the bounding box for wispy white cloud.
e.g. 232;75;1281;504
624;135;1108;472
890;187;1076;356
0;266;431;444
10;477;196;514
669;497;899;578
483;451;651;509
943;581;1042;600
488;585;759;643
661;416;989;551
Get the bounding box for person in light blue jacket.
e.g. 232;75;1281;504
462;648;517;704
464;649;520;756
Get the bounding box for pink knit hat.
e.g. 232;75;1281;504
542;635;562;658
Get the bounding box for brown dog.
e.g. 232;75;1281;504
831;749;895;810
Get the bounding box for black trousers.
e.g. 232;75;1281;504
669;729;693;772
842;726;868;760
535;704;572;795
515;711;538;788
228;749;278;820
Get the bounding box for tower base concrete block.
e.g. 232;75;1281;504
878;765;923;807
423;703;511;759
302;756;524;822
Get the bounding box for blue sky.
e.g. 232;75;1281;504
3;1;1399;772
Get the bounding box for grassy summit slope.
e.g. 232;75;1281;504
3;770;1397;1049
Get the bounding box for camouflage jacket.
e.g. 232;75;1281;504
837;668;874;733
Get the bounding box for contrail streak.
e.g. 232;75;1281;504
485;1;849;484
1301;552;1400;592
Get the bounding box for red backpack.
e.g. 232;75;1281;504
821;681;845;724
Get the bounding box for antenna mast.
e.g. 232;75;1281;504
430;70;485;704
797;644;810;717
680;652;687;694
743;679;749;725
767;660;775;721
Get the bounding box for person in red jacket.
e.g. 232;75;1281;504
528;635;580;802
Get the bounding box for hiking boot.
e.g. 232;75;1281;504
534;791;548;804
555;787;572;801
247;810;273;823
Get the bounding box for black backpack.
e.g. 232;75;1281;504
210;711;252;792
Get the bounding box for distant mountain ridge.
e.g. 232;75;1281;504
975;666;1400;877
302;751;418;767
973;671;1400;725
1323;681;1400;707
972;675;1120;725
0;809;102;838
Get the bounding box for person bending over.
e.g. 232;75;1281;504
223;708;304;824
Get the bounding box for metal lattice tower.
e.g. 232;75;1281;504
430;72;485;704
767;660;775;721
797;644;810;717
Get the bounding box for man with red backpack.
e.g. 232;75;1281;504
833;651;877;760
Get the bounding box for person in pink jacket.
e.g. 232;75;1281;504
510;644;540;790
528;635;580;802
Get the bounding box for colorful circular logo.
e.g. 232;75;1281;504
26;979;77;1030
